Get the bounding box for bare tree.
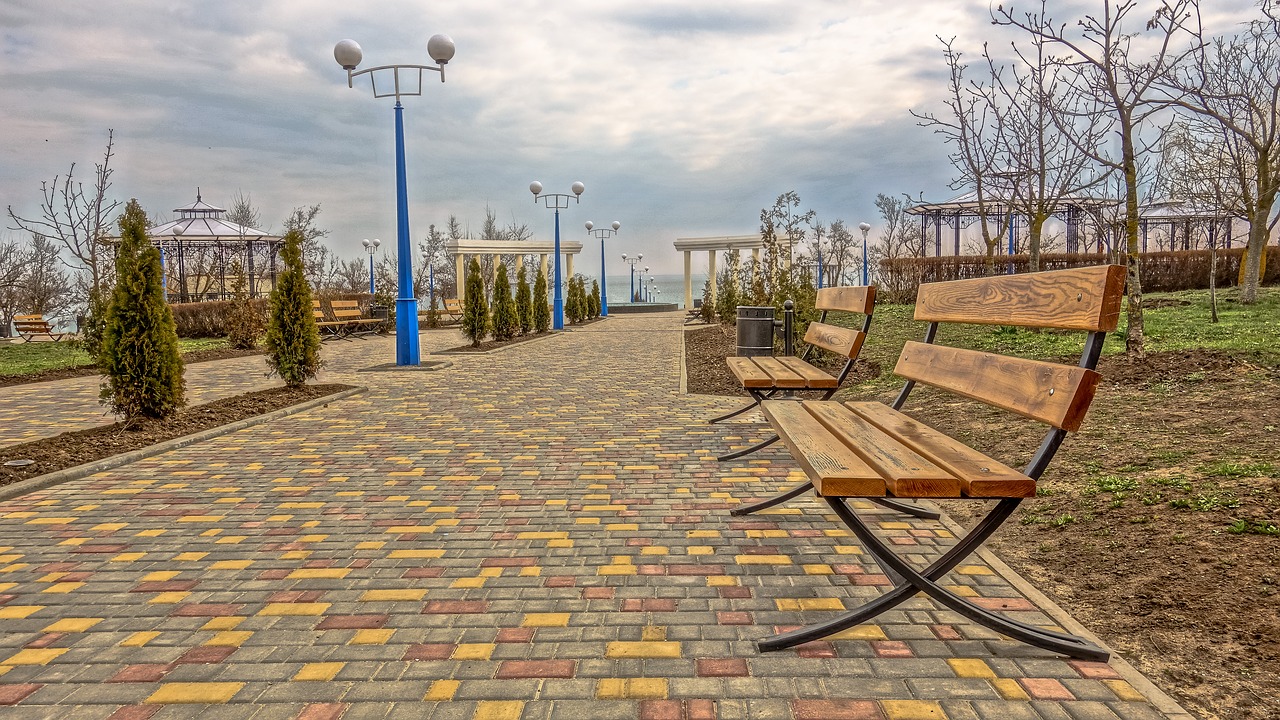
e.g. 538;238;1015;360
0;238;26;336
336;257;368;294
283;204;334;292
417;223;452;303
995;0;1203;358
1161;1;1280;303
6;130;120;301
874;193;926;300
225;191;262;230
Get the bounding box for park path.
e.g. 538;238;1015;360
0;314;1184;719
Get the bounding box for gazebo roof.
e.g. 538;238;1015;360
1139;199;1237;222
149;192;278;242
907;190;1116;216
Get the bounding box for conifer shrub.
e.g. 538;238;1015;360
264;228;322;387
564;276;579;324
77;288;111;363
589;280;601;319
699;279;715;323
462;257;489;346
226;259;263;349
491;263;518;341
99;199;186;420
533;266;551;333
715;265;740;325
515;265;533;335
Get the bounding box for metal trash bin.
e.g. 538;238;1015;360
736;306;775;357
369;305;390;322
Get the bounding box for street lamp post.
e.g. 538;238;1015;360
585;220;620;316
530;181;585;330
621;253;642;302
639;265;649;301
858;222;872;286
361;238;381;295
334;33;455;366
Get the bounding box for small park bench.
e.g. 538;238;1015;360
312;300;350;340
749;265;1126;661
711;286;875;461
14;314;69;342
440;298;463;324
330;299;383;336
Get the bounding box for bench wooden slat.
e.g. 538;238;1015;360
726;357;774;389
894;341;1100;431
845;402;1035;498
914;265;1126;331
774;357;838;389
803;401;960;497
751;357;808;388
760;400;886;497
815;286;875;314
802;322;866;359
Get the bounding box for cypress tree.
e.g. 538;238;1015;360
100;199;186;420
264;228;322;386
533;266;551;333
515;264;533;335
567;276;584;324
491;263;518;341
226;259;262;349
589;280;602;319
462;257;489;346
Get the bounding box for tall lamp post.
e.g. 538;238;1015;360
639;265;649;301
361;238;381;295
334;34;455;366
585;220;620;316
621;253;642;302
530;181;585;330
858;222;872;286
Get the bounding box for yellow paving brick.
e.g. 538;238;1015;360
828;626;889;641
201;617;245;631
451;576;487;588
453;643;494;660
205;631;253;647
598;564;636;575
148;592;190;604
175;552;208;561
596;678;668;699
351;629;395;645
356;541;386;550
92;523;128;532
177;515;225;523
881;699;947;719
258;602;330;616
211;560;253;570
25;517;77;525
143;571;180;582
641;626;667;642
605;641;681;659
518;566;541;576
424;679;460;701
547;539;574;548
2;648;67;665
294;662;344;681
640;546;668;555
43;617;102;633
145;682;245;704
0;605;43;619
43;582;84;593
286;568;350;579
387;549;445;559
957;565;995;575
734;554;792;564
522;613;570;627
776;598;846;612
110;552;146;562
516;531;567;540
359;589;427;602
473;701;523;720
122;631;161;647
992;677;1031;700
948;658;996;678
706;576;738;587
1104;679;1149;702
802;564;834;574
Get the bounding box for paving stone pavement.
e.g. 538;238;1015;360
0;315;1185;719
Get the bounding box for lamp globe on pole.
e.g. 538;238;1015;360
858;222;872;286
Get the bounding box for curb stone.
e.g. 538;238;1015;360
0;386;367;501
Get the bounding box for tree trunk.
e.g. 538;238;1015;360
1028;214;1047;273
1122;137;1145;359
1239;208;1270;304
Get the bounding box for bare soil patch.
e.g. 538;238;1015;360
0;346;265;389
0;383;354;489
686;331;1280;720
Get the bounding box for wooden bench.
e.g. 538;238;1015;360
330;299;383;337
439;298;463;324
312;300;350;340
750;265;1126;661
13;314;70;342
712;286;875;462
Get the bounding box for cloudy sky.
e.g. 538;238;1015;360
0;0;1261;275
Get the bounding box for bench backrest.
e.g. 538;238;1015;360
330;299;364;320
443;298;462;311
14;315;53;332
894;265;1125;436
802;285;876;359
312;300;327;320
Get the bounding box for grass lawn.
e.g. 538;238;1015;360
0;337;230;376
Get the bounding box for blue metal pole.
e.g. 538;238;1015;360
552;208;564;330
861;241;868;286
600;238;608;317
630;266;635;302
1007;212;1016;275
393;102;420;365
368;253;375;295
817;249;824;289
160;246;168;302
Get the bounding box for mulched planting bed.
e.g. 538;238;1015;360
0;383;354;489
686;328;1280;720
0;347;266;388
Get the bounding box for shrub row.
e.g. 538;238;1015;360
169;292;373;337
878;247;1279;302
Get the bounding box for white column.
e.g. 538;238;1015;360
707;249;717;307
683;251;693;310
454;253;466;299
565;253;574;280
539;254;548;282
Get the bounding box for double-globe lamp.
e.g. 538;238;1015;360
530;181;584;330
585;220;621;316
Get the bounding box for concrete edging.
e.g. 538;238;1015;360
0;386;367;502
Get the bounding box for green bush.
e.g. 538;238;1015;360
699;279;715;323
77;287;110;362
715;264;740;325
565;275;583;324
99;199;186;420
491;263;517;341
589;280;601;319
462;257;489;346
226;259;263;349
515;265;533;335
264;228;322;386
533;266;550;333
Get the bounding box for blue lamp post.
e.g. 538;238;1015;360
361;238;381;295
858;221;871;286
585;220;620;316
335;34;455;366
639;265;649;302
621;253;641;302
530;181;585;330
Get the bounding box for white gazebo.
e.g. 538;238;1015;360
148;193;281;301
672;234;795;309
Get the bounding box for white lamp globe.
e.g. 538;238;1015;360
428;34;456;65
334;39;363;69
362;238;370;248
529;181;543;196
372;238;381;248
611;221;621;231
571;181;585;196
858;222;872;232
585;221;594;231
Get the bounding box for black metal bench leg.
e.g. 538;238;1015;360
717;434;780;462
760;498;1109;661
709;389;777;424
867;497;941;521
730;481;813;516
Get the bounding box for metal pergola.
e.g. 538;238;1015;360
148;193;282;302
905;191;1117;257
